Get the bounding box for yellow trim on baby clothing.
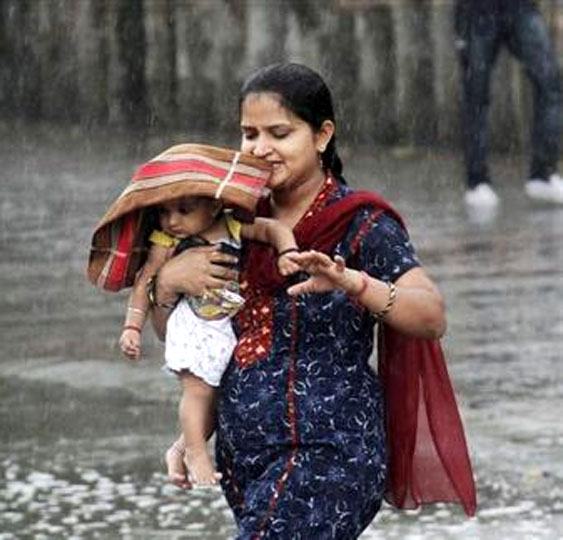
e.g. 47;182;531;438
224;212;242;243
148;230;180;248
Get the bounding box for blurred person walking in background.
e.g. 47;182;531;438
455;0;562;207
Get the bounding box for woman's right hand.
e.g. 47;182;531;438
150;245;239;340
158;245;239;299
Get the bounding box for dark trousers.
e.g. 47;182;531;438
455;0;561;188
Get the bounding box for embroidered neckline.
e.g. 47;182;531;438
293;174;338;231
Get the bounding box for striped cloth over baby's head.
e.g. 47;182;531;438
86;144;272;292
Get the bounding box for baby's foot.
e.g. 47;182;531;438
165;444;190;489
185;447;222;486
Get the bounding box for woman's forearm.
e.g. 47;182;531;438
348;267;446;339
286;252;445;338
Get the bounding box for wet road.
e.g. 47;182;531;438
1;124;562;539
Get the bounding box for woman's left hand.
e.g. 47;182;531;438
286;249;446;339
286;250;359;295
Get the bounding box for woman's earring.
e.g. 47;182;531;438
318;147;325;168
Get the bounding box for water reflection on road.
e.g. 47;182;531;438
1;125;562;539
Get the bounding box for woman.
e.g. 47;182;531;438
151;63;476;538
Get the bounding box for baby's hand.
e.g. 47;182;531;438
119;328;142;360
277;249;301;276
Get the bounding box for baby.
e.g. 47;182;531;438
88;144;299;485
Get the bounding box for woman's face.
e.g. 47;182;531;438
157;196;219;239
240;92;333;192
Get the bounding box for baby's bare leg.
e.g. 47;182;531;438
179;373;220;485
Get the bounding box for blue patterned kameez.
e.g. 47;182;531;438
216;183;420;539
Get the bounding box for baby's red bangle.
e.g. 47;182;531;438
123;324;141;333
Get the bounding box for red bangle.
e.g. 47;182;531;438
351;271;370;298
123;324;142;333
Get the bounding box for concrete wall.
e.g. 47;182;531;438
0;0;561;150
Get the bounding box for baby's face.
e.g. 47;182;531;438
157;196;220;239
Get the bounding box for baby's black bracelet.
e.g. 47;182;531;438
146;273;179;310
277;247;299;259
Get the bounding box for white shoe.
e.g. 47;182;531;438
525;174;563;203
464;183;500;207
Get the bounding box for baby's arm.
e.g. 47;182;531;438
241;218;300;276
119;244;172;360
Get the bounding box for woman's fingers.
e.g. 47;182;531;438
164;245;239;296
207;247;239;282
334;255;346;271
287;279;316;296
289;250;332;268
289;251;345;278
206;275;237;291
209;249;238;268
209;264;238;281
285;251;351;296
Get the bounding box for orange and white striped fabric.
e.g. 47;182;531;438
87;144;271;292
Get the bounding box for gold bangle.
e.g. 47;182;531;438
374;282;397;320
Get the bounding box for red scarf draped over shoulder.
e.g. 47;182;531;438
242;187;477;517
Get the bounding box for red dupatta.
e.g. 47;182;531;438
242;181;477;516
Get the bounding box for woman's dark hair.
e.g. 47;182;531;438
239;62;344;181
